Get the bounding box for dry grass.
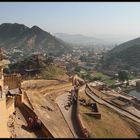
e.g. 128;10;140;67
122;116;140;137
79;90;138;138
22;79;72;94
22;79;73;104
40;82;72;95
21;79;62;89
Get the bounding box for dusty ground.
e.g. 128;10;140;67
78;90;139;138
7;107;45;138
21;79;63;89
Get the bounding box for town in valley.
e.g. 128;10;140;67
1;2;140;138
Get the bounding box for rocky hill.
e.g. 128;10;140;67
100;37;140;72
0;23;72;62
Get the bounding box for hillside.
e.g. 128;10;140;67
0;23;72;62
6;54;66;80
101;37;140;72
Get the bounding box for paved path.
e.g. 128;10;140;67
0;99;10;138
85;85;140;124
55;91;82;138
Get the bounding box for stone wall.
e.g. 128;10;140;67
75;90;89;138
84;103;101;119
14;90;54;138
20;103;54;138
133;102;140;111
23;91;34;110
15;94;22;107
6;97;15;116
4;74;21;90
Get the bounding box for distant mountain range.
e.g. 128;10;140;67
54;33;114;49
101;37;140;72
0;23;72;62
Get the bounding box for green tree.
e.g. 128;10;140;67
118;70;128;81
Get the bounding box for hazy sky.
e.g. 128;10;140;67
0;2;140;38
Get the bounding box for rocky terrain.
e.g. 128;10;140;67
101;37;140;71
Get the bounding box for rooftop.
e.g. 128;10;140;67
0;59;10;66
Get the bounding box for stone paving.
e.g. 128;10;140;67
55;91;77;138
7;107;36;138
55;90;84;138
0;99;10;138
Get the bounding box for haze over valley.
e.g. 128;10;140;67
1;2;140;139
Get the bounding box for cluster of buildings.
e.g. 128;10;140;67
53;47;105;73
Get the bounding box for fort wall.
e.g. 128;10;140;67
20;103;54;138
75;88;89;138
6;97;15;116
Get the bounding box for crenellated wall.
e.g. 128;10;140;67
19;103;54;138
74;87;89;138
18;92;54;138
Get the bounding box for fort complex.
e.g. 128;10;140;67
0;48;140;138
0;48;88;138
